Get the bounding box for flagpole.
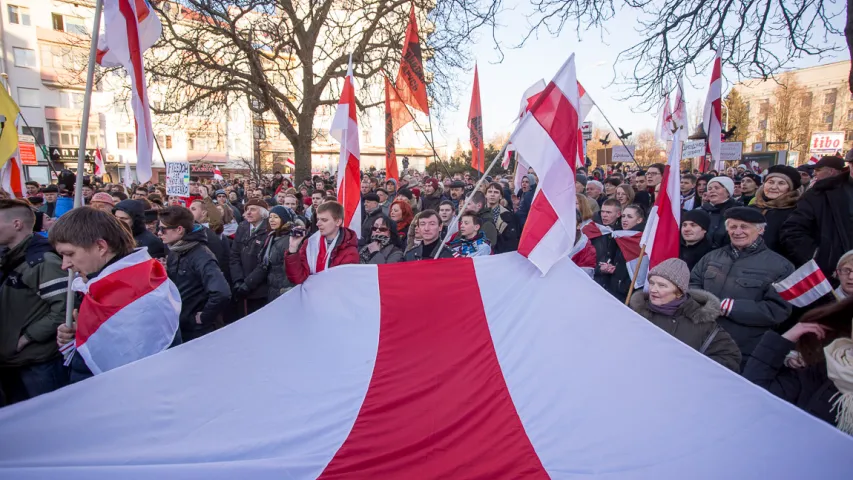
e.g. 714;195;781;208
434;139;509;259
17;113;60;179
624;244;647;305
64;0;103;328
382;69;452;178
594;105;640;168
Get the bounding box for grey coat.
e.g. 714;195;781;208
265;234;292;301
689;240;794;360
629;289;742;372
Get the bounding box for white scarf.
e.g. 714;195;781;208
825;338;853;435
834;286;847;300
305;230;339;274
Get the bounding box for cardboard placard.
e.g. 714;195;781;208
720;142;743;161
681;140;706;159
165;161;190;196
611;145;635;163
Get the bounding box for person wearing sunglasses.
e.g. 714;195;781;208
359;215;404;264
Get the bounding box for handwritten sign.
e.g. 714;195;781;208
681;140;706;159
720;142;743;161
166;161;190;196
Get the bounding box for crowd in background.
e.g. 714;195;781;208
1;153;853;437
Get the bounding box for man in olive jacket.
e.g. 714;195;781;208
689;207;794;366
0;200;68;404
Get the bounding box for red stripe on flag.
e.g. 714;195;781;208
649;165;680;268
76;258;168;346
343;152;360;228
319;259;548;478
530;83;580;168
518;192;558;257
777;269;829;301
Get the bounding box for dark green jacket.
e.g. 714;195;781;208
0;235;68;367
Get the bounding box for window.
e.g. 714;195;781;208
13;48;36;68
824;112;834;125
64;16;86;35
8;5;31;25
758;99;770;115
117;132;135;150
17;87;39;107
48;123;103;148
188;132;223;151
52;13;64;31
846;131;853;142
22;126;45;145
825;89;837;105
59;91;84;109
758;119;767;130
156;134;172;149
848;109;853;122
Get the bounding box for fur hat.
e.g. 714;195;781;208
648;258;690;294
707;176;734;197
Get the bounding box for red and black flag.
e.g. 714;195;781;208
468;65;485;172
385;76;413;182
396;4;429;115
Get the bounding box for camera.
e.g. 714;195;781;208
290;227;306;237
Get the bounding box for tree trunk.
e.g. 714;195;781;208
846;0;853;93
294;120;313;185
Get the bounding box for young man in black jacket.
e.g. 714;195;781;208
159;206;231;342
485;182;519;253
113;199;166;258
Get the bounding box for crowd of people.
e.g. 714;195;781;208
1;155;852;436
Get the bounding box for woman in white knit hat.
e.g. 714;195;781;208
699;176;739;249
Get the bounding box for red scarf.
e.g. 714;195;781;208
316;237;328;274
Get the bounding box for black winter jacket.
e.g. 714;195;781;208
421;191;446;213
743;331;838;427
700;197;741;249
167;227;231;341
689;239;794;360
229;220;270;299
360;207;384;246
244;232;293;302
114;199;165;258
203;226;230;282
603;223;645;300
679;237;713;272
629;289;742;372
750;204;796;256
475;206;498;249
493;206;520;254
780;171;853;282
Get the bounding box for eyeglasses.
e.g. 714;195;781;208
837;268;853;277
159;224;180;232
372;226;390;232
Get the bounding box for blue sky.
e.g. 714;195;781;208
434;1;849;150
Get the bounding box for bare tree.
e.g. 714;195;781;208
521;0;846;107
633;130;662;166
142;0;500;183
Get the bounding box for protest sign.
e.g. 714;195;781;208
720;142;743;161
611;145;635;163
681;140;706;159
166;161;190;196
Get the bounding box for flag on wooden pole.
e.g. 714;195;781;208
468;65;485;173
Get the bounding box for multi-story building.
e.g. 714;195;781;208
732;60;853;160
1;0;439;186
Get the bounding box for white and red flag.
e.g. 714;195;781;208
655;93;673;142
505;79;547;168
4;253;852;477
773;259;834;307
510;54;582;274
672;79;690;134
581;222;613;240
93;146;105;176
61;248;180;375
640;129;683;270
703;47;723;170
331;55;362;238
0;150;25;199
213;167;223;181
96;0;160;184
613;229;649;288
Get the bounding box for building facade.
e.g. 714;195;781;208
732;60;853;161
1;0;438;187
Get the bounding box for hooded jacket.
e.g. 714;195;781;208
166;226;231;341
0;234;68;367
114;200;165;259
780;170;853;282
516;175;537;228
630;289;742;372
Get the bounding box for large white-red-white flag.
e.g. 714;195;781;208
505;79;546;169
60;248;180;375
3;254;852;477
773;259;834;307
331;55;362;238
510;55;583;274
641;129;683;270
96;0;160;184
703;47;723;170
93;147;105;176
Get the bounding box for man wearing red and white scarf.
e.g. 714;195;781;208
285;201;358;285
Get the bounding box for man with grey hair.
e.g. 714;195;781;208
689;207;794;367
585;179;605;208
229;198;270;317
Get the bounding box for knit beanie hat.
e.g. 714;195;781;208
682;208;711;232
269;205;294;224
707;176;734;197
648;258;690;294
575;173;588;187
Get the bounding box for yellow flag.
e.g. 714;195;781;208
0;86;20;169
